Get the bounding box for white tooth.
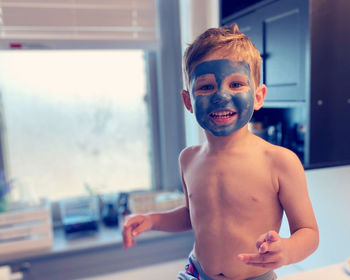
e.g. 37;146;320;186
210;111;235;118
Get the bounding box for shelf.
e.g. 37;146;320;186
262;100;306;108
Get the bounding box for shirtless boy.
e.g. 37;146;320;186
123;24;319;280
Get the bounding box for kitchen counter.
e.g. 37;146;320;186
0;225;194;280
279;262;350;280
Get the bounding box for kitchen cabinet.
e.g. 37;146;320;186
223;0;307;101
308;0;350;166
220;0;350;168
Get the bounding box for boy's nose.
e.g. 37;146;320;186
211;90;231;104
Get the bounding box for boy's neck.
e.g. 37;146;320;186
204;125;253;153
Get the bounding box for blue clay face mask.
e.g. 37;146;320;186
190;59;255;137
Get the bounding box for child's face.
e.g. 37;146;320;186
189;56;255;137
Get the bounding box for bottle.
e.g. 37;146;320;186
117;193;131;225
102;202;119;227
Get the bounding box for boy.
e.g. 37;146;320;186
123;24;319;280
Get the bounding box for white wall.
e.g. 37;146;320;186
277;164;350;276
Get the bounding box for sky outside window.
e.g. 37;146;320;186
0;50;151;200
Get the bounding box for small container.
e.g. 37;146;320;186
102;202;119;227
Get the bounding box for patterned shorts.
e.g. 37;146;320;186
178;252;277;280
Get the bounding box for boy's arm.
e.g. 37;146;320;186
123;148;192;249
276;149;319;264
238;149;319;268
149;150;192;233
123;206;191;249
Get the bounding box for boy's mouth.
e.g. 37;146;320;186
209;110;237;123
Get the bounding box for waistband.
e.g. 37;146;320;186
189;252;277;280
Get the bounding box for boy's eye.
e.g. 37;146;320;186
198;84;215;91
230;82;243;88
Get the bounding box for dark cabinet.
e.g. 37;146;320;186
261;2;306;102
224;0;307;101
308;0;350;166
221;0;350;168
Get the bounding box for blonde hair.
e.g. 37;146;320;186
183;24;261;90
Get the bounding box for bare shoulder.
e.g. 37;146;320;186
250;135;298;164
267;144;303;172
178;145;202;168
252;134;304;175
257;139;305;192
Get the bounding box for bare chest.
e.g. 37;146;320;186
184;157;278;214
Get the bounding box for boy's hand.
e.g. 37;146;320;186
122;214;153;249
237;231;288;269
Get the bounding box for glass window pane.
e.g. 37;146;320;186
0;50;151;200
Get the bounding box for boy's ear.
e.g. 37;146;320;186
181;90;193;113
254;84;267;110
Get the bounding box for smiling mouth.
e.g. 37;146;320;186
209;110;237;119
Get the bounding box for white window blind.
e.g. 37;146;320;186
0;0;158;49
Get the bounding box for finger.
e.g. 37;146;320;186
266;231;279;242
124;237;136;249
260;240;282;255
131;216;151;236
256;230;278;250
124;215;151;238
122;215;144;249
238;252;280;264
122;224;134;249
238;253;262;263
258;242;269;254
255;233;266;250
238;253;263;263
244;261;278;269
123;215;141;229
123;216;141;233
258;231;280;253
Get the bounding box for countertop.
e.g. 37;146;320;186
279;262;350;280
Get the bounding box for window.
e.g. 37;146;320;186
0;0;185;206
0;50;152;200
